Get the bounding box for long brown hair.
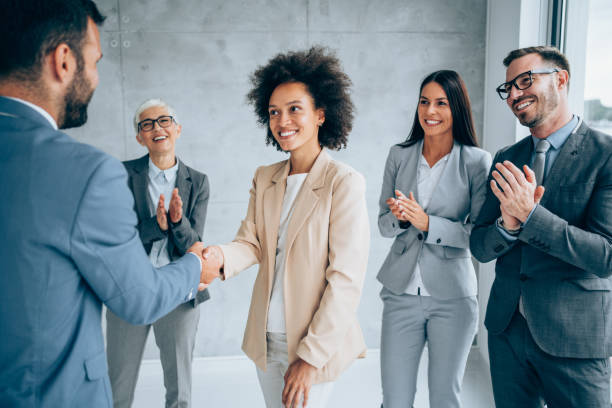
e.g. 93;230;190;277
399;70;479;148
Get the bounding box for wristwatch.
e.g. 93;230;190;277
496;216;521;236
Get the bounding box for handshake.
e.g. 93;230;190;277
186;243;225;291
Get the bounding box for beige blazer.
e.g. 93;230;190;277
219;149;370;383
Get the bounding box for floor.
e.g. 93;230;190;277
132;347;495;407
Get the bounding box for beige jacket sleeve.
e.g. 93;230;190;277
296;171;370;368
218;168;262;279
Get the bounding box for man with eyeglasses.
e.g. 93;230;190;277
470;46;612;407
106;98;210;408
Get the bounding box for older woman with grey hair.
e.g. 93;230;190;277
105;98;211;408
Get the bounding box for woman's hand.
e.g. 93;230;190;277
282;358;316;407
392;190;429;231
386;192;409;222
156;194;168;231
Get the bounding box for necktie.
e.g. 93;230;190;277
533;139;551;185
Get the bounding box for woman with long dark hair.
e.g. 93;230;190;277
377;70;492;407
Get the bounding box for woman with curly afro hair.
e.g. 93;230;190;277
201;46;370;407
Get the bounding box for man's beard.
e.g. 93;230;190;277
58;65;94;130
517;81;559;129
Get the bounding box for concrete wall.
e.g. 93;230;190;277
69;0;488;359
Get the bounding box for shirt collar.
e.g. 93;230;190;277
419;151;450;168
4;96;58;130
148;157;179;180
531;115;579;151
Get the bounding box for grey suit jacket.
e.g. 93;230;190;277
470;122;612;358
123;154;210;305
377;141;492;299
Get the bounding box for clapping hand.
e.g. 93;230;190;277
169;188;183;224
386;189;429;231
491;161;545;224
157;194;168;231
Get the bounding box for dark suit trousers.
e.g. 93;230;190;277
488;309;610;408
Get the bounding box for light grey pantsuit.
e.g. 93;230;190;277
380;288;478;408
106;303;200;408
377;142;492;407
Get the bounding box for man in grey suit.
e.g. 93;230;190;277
0;1;211;407
470;46;612;407
106;99;210;408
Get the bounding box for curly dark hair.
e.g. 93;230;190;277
246;46;354;151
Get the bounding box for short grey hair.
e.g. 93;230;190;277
133;98;180;133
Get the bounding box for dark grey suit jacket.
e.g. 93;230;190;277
470;122;612;358
123;154;210;305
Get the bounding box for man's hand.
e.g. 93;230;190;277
169;188;183;224
201;245;224;285
491;161;545;223
282;358;316;408
157;194;168;231
186;242;208;291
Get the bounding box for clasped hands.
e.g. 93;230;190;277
185;244;224;291
387;189;429;231
490;161;545;230
156;188;183;231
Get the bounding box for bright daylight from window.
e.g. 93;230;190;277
583;0;612;134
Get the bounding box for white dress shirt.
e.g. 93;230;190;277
404;153;449;296
267;173;308;333
147;158;178;268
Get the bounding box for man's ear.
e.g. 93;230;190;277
135;133;145;146
48;44;77;84
557;70;570;91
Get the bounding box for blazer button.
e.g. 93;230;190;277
417;233;423;240
436;238;441;244
519;274;528;281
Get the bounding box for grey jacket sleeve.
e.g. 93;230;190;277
470;151;519;262
378;147;409;237
519;154;612;277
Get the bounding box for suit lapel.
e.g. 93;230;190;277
397;140;422;202
263;160;290;284
132;156;151;219
176;159;192;214
539;123;586;207
284;150;329;255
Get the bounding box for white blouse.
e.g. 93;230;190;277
404;153;449;296
267;173;308;333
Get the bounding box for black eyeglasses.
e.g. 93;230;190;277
495;69;560;100
137;115;174;132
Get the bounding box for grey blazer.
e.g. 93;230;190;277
123;154;210;305
470;122;612;359
377;141;492;299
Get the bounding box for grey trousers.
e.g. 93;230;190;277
106;302;200;408
380;287;478;408
256;333;334;408
489;309;611;408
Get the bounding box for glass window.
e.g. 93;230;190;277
583;0;612;134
